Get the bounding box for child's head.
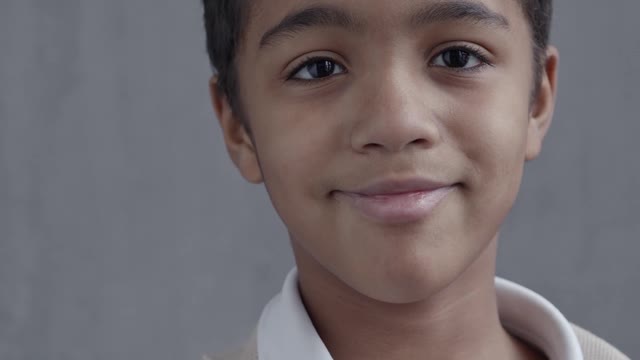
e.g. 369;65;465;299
204;0;558;303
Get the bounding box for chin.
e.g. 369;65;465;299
355;274;446;305
342;251;460;305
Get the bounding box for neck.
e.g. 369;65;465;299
292;236;545;360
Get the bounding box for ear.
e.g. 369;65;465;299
209;76;263;183
526;46;559;161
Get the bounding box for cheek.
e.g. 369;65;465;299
245;75;354;188
447;75;530;173
444;82;531;235
247;98;343;220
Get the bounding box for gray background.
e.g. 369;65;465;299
0;0;638;359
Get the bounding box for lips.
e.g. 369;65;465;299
333;178;456;224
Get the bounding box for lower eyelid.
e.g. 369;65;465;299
285;47;491;83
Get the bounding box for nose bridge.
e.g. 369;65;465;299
349;60;441;154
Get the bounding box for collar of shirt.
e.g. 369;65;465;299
257;267;583;360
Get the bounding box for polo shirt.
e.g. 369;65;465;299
257;267;584;360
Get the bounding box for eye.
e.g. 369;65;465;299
431;46;489;71
288;57;347;81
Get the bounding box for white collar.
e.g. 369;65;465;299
257;267;583;360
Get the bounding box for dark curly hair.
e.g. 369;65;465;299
202;0;552;115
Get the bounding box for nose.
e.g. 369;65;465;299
349;68;442;154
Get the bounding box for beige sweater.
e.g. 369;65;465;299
206;324;629;360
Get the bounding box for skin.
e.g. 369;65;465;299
210;0;558;359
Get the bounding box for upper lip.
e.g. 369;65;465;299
338;177;453;196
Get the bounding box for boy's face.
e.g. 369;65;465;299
213;0;557;303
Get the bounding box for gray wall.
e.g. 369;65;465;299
0;0;638;359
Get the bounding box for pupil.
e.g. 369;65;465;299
309;60;334;78
444;50;470;68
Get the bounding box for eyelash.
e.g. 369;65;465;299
286;55;347;84
285;44;493;83
432;44;493;73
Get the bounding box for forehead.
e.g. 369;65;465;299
242;0;527;50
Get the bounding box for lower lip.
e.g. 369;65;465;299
335;186;455;224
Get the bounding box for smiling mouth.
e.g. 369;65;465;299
332;179;458;224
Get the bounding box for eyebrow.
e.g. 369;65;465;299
259;6;364;49
409;1;510;29
258;1;510;50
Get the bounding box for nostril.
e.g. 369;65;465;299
409;138;430;147
362;142;385;150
